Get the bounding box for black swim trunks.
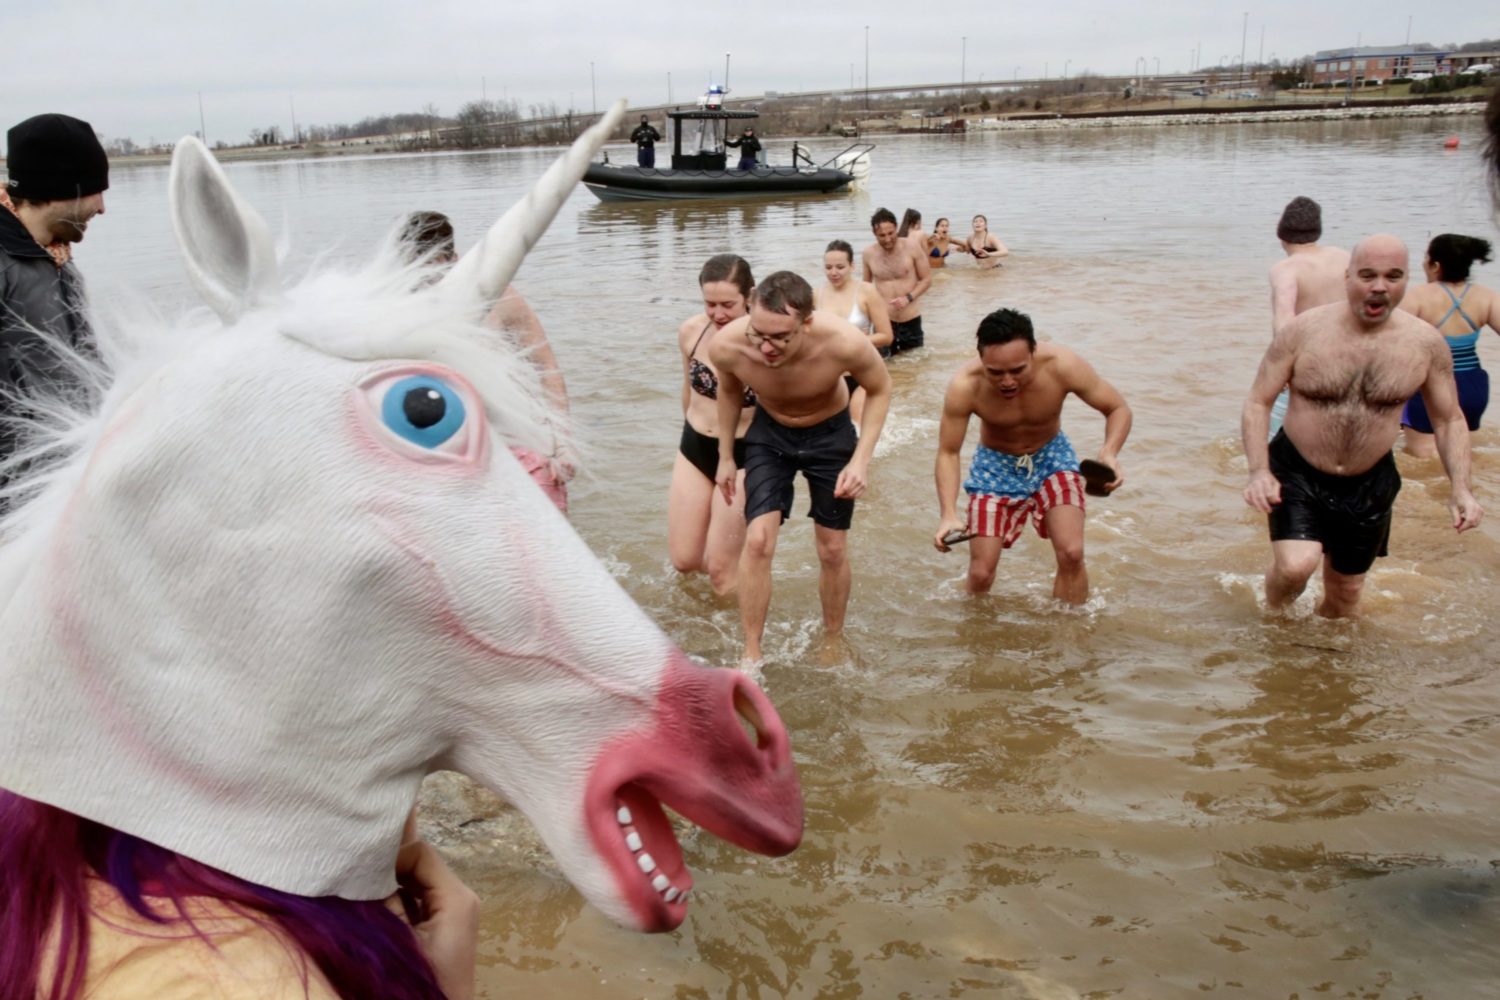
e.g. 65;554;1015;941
889;316;924;354
679;421;747;483
742;406;858;530
1266;430;1401;576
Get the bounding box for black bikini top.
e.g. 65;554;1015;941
688;322;756;408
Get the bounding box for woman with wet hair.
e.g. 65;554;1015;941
964;214;1009;269
1399;234;1498;457
815;239;892;423
897;208;926;255
924;217;960;268
669;254;757;593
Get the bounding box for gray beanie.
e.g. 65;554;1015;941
1277;196;1322;244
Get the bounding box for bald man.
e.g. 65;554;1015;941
1242;234;1482;618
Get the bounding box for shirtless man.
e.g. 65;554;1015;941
709;271;891;666
862;207;932;354
1266;197;1350;438
1242;233;1483;618
933;308;1131;603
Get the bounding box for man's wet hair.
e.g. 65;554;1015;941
898;208;921;238
825;239;854;264
699;253;755;299
752;270;814;321
398;211;455;263
870;207;897;229
976;308;1036;352
1426;233;1494;283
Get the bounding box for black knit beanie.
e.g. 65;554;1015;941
1276;196;1321;244
5;113;110;202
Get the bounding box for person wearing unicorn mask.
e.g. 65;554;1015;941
398;210;573;512
1;106;804;999
1;113;108;505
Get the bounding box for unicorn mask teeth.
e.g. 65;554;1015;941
0;98;802;935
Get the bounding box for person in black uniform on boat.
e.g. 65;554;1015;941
629;115;661;168
726;127;762;170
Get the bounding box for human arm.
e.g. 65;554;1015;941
863;284;894;350
487;288;567;414
1064;351;1131;492
890;246;932;311
834;336;891;499
861;251;873;283
1241;324;1299;511
1269;260;1299;332
707;331;746;504
933;377;971;550
485;286;573;478
1417;335;1483;531
986;235;1010;258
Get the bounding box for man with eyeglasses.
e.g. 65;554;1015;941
708;270;891;670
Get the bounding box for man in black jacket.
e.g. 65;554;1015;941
2;113;109;501
629;115;661;168
726;127;762;170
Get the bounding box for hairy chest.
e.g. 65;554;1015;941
1291;336;1425;411
865;251;911;282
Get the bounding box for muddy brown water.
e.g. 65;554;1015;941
90;116;1500;997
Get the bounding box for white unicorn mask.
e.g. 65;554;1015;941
0;102;802;932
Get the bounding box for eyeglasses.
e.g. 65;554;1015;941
745;320;798;349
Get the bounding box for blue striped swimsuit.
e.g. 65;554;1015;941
1401;283;1490;434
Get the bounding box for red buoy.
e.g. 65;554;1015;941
1444;136;1460;149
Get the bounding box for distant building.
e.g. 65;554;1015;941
1312;45;1448;85
1446;50;1500;72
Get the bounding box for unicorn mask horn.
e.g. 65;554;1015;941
0;97;802;938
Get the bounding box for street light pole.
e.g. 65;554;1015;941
1240;12;1249;87
590;62;596;115
961;35;967;101
864;25;870;112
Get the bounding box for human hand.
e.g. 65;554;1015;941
396;834;480;1000
716;457;738;505
1243;469;1281;513
1095;455;1124;493
1451;491;1483;532
834;459;869;499
933;515;966;552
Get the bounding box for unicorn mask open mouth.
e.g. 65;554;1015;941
585;660;802;931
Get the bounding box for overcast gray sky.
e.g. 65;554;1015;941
6;2;1495;147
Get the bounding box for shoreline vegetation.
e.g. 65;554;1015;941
58;84;1499;169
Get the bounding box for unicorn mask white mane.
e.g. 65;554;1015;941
0;101;802;933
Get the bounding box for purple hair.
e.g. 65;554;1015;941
0;790;447;1000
